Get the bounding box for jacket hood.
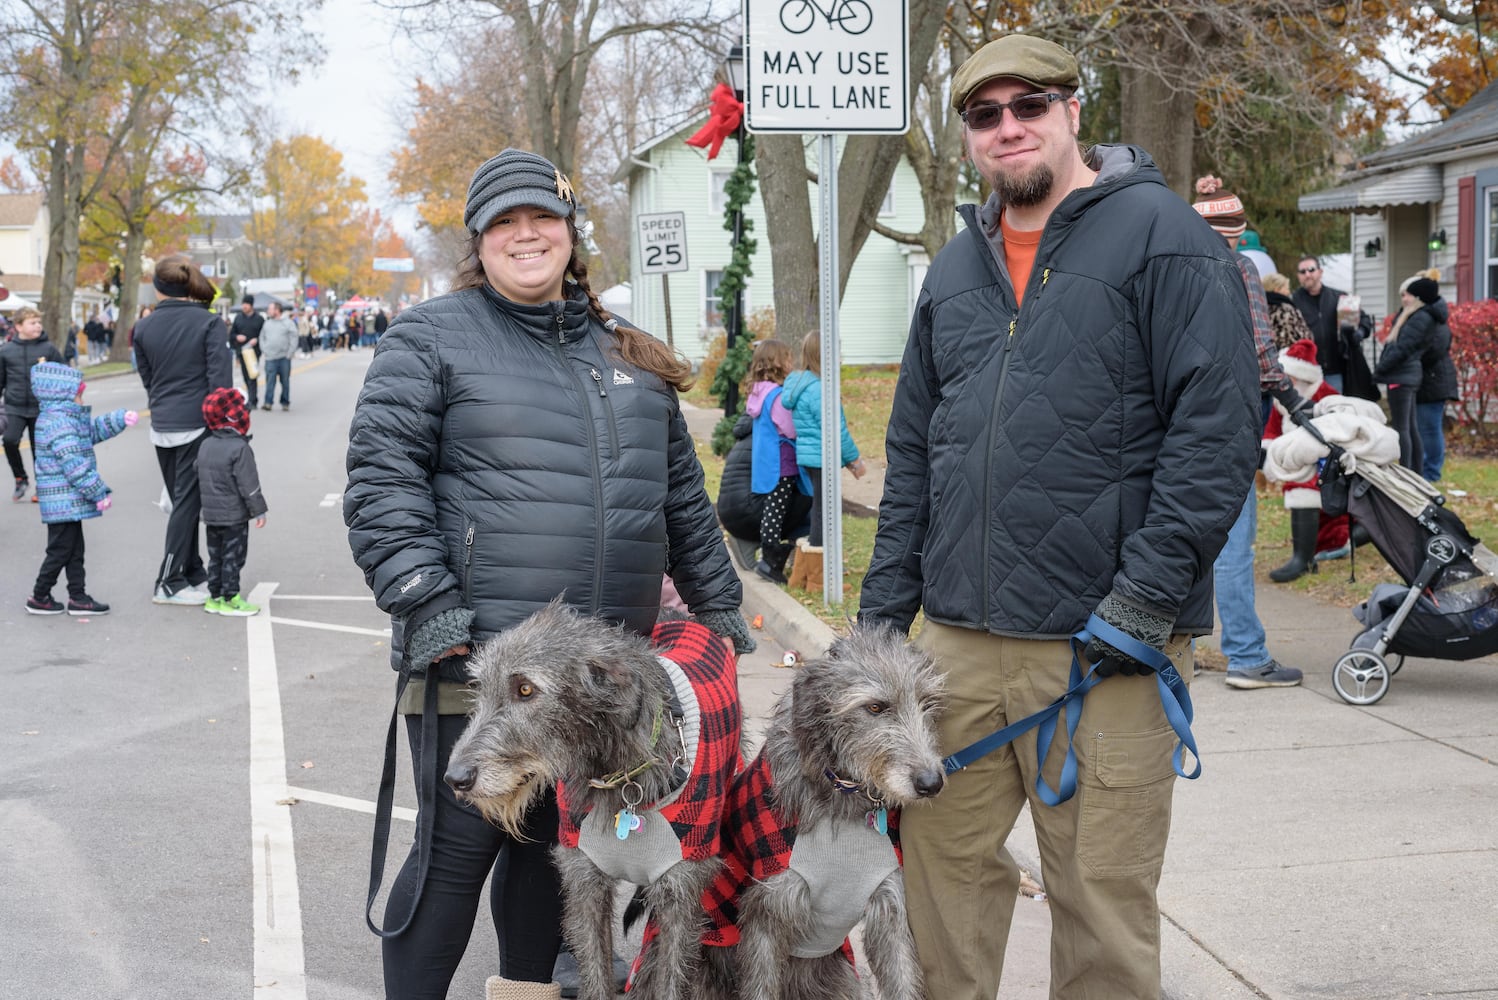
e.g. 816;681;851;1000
202;386;250;436
1424;298;1449;323
781;369;816;407
970;144;1163;236
30;361;82;403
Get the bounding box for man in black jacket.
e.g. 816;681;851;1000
229;295;263;407
1292;255;1373;394
858;34;1259;1000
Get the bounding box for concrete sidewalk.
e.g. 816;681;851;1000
684;400;1498;1000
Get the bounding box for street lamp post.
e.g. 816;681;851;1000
724;44;749;419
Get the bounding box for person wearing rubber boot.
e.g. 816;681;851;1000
1263;338;1348;583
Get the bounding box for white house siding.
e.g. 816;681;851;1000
1352;213;1389;317
623;130;928;366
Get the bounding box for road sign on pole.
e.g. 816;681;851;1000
743;0;909;134
636;212;690;274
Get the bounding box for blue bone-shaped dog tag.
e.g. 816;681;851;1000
866;807;888;836
614;808;643;841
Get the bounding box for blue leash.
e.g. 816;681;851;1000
940;615;1200;806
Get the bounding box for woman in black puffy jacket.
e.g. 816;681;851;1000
1415;298;1459;482
344;148;751;1000
1374;272;1445;474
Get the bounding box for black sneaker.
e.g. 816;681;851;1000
12;478;26;502
26;595;65;615
67;596;110;616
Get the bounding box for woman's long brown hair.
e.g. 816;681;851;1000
454;223;693;391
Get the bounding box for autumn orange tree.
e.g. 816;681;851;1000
245;135;369;302
0;0;310;348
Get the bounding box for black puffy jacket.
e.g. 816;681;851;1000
1416;308;1459;404
1375;300;1446;391
197;429;268;526
860;145;1259;638
716;414;760;540
0;335;64;416
345;284;740;672
133;299;234;432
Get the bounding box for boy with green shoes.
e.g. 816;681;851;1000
196;388;267;617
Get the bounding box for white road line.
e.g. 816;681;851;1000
247;582;308;999
268;616;391;637
285;785;417;823
269;595;377;602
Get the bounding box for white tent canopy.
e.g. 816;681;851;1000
0;293;38;311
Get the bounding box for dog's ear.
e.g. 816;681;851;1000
583;654;635;693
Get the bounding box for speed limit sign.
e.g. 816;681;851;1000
636;211;689;274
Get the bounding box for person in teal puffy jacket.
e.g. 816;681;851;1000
26;362;136;615
779;330;867;558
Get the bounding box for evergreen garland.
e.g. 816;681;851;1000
709;132;758;456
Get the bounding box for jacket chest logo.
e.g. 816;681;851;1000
612;369;634;386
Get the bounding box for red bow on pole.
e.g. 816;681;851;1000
684;82;744;160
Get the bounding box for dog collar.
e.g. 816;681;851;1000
587;699;690;791
823;768;891;836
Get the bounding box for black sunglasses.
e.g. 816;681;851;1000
960;92;1064;130
1297;266;1319;274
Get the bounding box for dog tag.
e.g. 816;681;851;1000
614;808;642;841
867;807;888;836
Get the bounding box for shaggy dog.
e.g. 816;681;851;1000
700;625;947;1000
445;599;741;1000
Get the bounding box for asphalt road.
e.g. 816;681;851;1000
0;351;799;1000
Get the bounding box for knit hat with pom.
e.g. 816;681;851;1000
1406;277;1440;305
1278;338;1321;385
1192;175;1247;241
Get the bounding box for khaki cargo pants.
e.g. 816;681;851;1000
904;621;1192;1000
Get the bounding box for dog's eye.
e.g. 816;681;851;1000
514;680;535;700
865;702;888;715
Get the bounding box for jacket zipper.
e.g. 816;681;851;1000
589;368;620;459
462;522;475;605
981;267;1051;629
555;335;606;615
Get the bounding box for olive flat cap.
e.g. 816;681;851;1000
951;34;1082;110
464;148;577;235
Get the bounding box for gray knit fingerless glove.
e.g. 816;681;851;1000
697;608;757;655
405;607;475;671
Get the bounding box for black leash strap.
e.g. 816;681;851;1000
365;668;440;938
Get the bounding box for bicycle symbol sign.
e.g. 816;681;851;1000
779;0;871;35
744;0;908;134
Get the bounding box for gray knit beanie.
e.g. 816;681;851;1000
463;148;577;235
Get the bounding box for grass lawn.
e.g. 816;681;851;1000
699;363;1498;635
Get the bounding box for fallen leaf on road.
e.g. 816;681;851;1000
300;760;314;769
276;797;300;806
751;614;763;629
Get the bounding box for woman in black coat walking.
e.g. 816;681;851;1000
1374;271;1445;474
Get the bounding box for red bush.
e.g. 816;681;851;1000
1447;299;1498;452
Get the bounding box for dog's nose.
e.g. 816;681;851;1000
445;762;477;793
913;769;945;798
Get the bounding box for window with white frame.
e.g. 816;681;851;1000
704;269;726;329
709;168;733;216
879;178;895;217
1487;189;1498;299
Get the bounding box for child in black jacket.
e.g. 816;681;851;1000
196;388;267;616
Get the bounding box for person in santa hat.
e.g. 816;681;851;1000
1263;338;1351;581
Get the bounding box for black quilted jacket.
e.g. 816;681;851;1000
345;284;740;672
860;145;1259;638
0;335;64;416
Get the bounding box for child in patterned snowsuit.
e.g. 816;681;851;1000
25;362;135;615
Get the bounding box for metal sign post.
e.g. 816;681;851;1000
637;211;689;352
817;133;843;606
743;0;908;607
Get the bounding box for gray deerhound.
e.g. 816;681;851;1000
444;599;741;1000
700;624;946;1000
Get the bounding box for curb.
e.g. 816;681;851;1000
736;565;840;660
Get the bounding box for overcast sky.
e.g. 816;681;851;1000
273;0;419;234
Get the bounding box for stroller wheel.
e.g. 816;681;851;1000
1388;654;1404;676
1333;650;1391;705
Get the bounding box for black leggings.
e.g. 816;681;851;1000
4;413;36;481
1386;385;1424;475
383;710;564;999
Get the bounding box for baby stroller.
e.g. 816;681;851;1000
1315;438;1498;705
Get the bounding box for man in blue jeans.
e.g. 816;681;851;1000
1194;176;1305;689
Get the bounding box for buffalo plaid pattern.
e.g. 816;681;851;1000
698;750;900;951
1237;254;1293;396
202;387;250;436
558;619;741;860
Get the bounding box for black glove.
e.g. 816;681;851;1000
697;608;757;654
1271;384;1313;428
1084;592;1173;678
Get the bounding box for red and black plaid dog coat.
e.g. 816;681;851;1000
557;619;741;883
701;749;902;960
